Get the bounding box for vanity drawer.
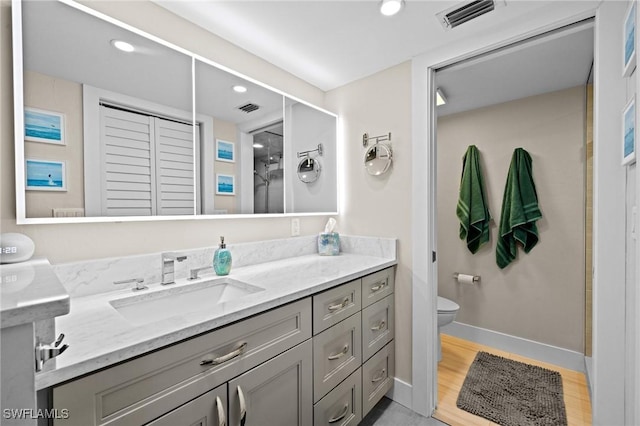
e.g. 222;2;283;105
53;298;311;426
362;294;394;362
362;267;394;308
313;312;362;402
313;368;362;426
313;279;361;335
362;340;395;417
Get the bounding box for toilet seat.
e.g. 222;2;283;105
437;296;459;313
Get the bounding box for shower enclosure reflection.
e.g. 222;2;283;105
253;123;284;214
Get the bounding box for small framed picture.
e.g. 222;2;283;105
623;96;636;166
24;107;65;145
26;159;67;191
623;2;636;77
216;174;235;195
216;139;235;163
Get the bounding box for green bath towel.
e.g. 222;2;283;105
496;148;542;269
456;145;492;254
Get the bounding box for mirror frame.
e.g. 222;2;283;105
12;0;339;224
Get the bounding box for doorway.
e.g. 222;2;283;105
410;14;596;418
252;122;284;214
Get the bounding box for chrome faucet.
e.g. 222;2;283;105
189;266;214;280
161;252;187;285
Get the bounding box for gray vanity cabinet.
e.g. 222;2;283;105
311;266;396;425
228;340;313;426
52;298;311;426
146;384;227;426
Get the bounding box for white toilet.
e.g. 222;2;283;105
437;296;460;361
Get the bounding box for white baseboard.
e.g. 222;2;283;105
386;377;413;410
443;321;586;372
584;356;593;399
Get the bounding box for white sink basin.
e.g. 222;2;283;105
109;278;264;325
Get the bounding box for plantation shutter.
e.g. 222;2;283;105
154;119;196;215
100;106;156;216
99;105;197;216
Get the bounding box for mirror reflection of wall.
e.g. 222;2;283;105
15;0;339;223
22;0;193;218
252;124;284;214
285;99;338;214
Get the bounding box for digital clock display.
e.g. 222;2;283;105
0;233;35;264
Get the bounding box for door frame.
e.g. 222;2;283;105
410;6;598;417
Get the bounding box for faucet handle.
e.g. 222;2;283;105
114;277;148;292
162;252;187;262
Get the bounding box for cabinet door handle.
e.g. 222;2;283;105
328;404;349;423
328;344;349;360
328;297;350;312
370;280;387;293
371;320;386;331
215;396;226;426
372;368;387;383
200;342;247;366
237;385;247;426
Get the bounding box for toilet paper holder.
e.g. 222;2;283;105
453;273;480;282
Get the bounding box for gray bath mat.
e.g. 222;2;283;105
456;351;567;426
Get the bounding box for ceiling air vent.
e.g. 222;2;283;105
237;103;260;113
436;0;504;30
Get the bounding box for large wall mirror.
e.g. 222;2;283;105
13;0;338;223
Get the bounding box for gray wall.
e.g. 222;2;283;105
437;86;586;353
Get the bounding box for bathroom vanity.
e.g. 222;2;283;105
0;259;70;426
33;235;396;426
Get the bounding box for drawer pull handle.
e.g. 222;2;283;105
371;320;386;331
215;396;226;426
238;385;247;426
328;297;350;312
328;404;349;423
372;368;387;383
328;344;349;360
370;280;387;292
200;342;247;366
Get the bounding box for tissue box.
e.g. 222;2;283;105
318;232;340;256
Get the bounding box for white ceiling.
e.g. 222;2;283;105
155;0;598;93
23;0;596;123
436;20;594;116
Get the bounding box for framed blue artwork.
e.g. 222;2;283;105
24;107;65;145
26;159;67;191
216;174;235;195
623;96;636;166
623;2;636;77
216;139;235;163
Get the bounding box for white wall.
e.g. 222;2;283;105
325;62;413;384
0;0;330;264
592;1;629;424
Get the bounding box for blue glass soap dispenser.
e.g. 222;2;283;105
213;236;232;276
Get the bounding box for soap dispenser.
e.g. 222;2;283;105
213;236;232;276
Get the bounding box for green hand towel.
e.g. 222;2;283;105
456;145;492;254
496;148;542;269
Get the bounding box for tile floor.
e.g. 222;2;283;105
362;397;448;426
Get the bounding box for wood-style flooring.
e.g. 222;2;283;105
433;334;592;426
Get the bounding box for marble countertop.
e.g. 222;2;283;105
36;252;396;389
1;258;70;329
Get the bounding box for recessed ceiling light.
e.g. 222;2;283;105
253;143;264;148
233;85;248;93
380;0;404;16
436;88;447;106
111;39;135;53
